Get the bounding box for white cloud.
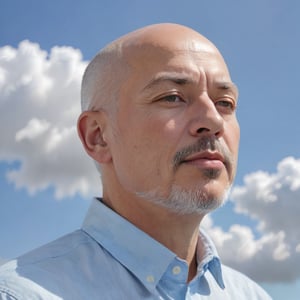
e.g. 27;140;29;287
0;258;8;266
16;118;50;142
1;41;299;284
0;40;100;199
203;157;300;283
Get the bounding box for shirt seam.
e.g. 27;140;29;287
0;286;19;300
17;231;94;268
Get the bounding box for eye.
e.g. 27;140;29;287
215;99;236;113
162;94;185;103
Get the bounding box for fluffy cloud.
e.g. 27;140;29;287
0;41;100;199
203;157;300;283
1;41;299;283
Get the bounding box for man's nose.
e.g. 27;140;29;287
188;93;224;138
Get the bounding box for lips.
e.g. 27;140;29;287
182;151;225;169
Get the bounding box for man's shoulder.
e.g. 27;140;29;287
0;259;55;300
0;229;147;300
0;229;90;269
0;230;104;299
221;264;272;299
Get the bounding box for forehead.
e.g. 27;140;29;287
124;36;224;66
121;40;232;94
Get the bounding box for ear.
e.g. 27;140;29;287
77;110;112;164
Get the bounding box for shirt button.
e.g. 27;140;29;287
172;266;181;275
146;275;155;283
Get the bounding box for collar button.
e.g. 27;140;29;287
172;266;181;275
146;275;155;283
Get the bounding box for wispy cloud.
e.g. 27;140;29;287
0;41;100;199
203;157;300;283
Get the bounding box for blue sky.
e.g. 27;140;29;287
1;1;300;298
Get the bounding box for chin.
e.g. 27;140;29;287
136;183;232;215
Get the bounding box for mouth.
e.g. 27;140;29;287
181;151;226;170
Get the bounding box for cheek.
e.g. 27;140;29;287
165;119;177;131
225;120;240;163
114;110;185;169
233;121;240;152
111;122;161;180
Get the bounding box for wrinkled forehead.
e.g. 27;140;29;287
119;36;232;91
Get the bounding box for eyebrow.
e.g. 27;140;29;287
142;73;195;91
215;81;239;97
142;72;239;97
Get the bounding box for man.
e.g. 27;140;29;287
0;23;272;299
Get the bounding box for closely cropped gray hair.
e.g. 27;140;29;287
80;41;128;174
81;41;126;113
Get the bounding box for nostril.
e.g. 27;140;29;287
196;127;223;137
197;127;208;134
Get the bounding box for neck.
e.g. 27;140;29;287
102;182;205;282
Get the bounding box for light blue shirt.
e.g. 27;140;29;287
0;198;271;299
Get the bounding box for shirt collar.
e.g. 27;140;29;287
82;198;224;291
197;229;225;289
81;198;176;292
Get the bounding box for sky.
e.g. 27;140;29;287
0;0;299;299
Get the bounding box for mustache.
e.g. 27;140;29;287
173;137;233;170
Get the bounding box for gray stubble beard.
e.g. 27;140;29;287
136;136;234;215
136;183;231;215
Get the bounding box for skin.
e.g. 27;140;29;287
78;23;240;282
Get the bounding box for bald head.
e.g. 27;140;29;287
80;23;226;113
121;23;218;55
78;22;238;198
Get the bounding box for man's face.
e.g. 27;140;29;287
106;33;240;214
